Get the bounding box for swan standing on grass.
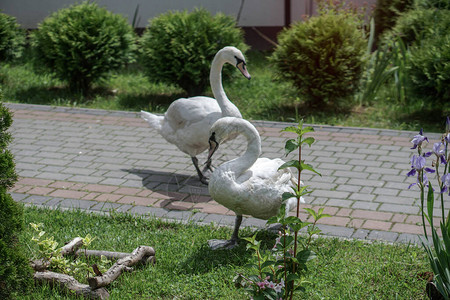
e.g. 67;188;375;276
206;117;303;250
140;47;251;184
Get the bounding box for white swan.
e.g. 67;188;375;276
140;46;250;184
207;117;303;249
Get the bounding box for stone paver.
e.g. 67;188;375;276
6;103;448;244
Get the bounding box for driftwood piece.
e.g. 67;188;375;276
34;271;109;299
30;258;50;272
88;246;155;289
60;237;84;256
76;248;155;264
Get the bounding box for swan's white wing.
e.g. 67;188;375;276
161;97;222;156
209;158;297;220
165;96;220;130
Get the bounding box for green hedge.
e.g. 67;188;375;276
140;8;248;96
0;12;25;61
271;12;367;108
31;1;136;95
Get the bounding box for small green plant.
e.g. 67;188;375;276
237;121;330;299
271;4;367;108
407;117;450;299
30;223;111;283
0;12;25;61
139;8;248;96
30;1;136;95
357;32;409;106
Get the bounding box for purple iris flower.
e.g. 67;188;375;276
411;129;429;150
425;142;448;164
446;116;450;132
442;174;450;196
407;155;435;189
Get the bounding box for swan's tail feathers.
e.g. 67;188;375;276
284;195;305;217
140;111;164;131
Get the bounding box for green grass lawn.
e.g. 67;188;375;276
1;50;448;133
21;206;429;299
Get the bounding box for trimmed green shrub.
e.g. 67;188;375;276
372;0;414;47
30;1;136;95
140;8;248;96
0;92;32;298
407;33;450;105
416;0;450;9
382;8;450;47
0;12;25;61
271;12;367;108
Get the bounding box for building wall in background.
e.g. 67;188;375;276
0;0;376;49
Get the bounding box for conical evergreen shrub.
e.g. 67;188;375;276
0;91;32;298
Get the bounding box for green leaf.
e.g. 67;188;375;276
301;136;315;147
261;260;276;269
253;294;265;300
285;139;299;156
286;273;300;283
281;126;301;135
278;160;301;171
304;208;318;220
262;289;278;300
284;216;302;224
291;222;309;232
282;192;296;202
300;161;322;176
427;182;434;229
266;216;279;225
297;249;317;263
301;126;315;135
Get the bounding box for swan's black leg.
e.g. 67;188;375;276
192;156;208;185
230;215;243;244
208;215;243;250
202;157;215;173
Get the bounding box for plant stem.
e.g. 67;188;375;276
420;171;428;240
290;139;302;300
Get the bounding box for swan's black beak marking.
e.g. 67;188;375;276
207;132;219;162
235;56;251;80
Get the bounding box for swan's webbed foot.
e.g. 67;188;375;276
199;175;209;185
208;215;242;250
208;238;239;250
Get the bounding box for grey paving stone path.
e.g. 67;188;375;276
6;102;448;244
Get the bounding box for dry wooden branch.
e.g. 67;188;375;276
88;246;155;289
30;258;50;272
76;248;155;264
34;271;109;299
60;237;84;256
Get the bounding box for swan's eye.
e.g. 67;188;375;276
234;56;245;67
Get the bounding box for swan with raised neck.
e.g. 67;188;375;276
210;46;249;118
140;46;250;184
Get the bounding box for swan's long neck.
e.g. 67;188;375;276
210;53;242;118
223;121;261;176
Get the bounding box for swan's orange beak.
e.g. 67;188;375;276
237;62;251;80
